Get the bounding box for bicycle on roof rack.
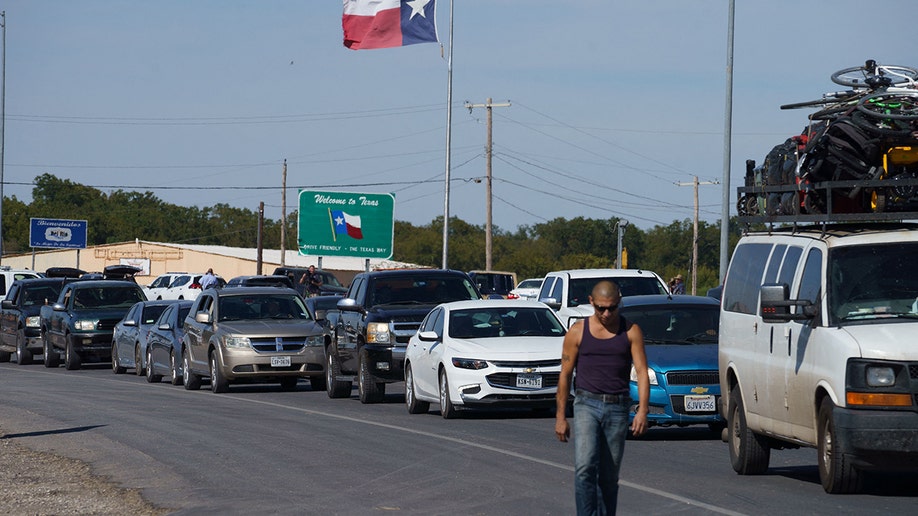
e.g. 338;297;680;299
737;60;918;224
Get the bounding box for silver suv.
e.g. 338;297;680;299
181;286;326;393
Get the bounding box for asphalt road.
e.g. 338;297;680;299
1;362;915;515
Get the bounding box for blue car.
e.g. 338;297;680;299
620;294;723;431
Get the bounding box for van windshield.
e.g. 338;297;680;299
828;243;918;325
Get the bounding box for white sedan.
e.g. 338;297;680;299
405;299;566;418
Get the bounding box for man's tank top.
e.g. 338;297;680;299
575;316;632;395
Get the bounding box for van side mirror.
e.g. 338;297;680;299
760;283;814;322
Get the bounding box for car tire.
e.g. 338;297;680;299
309;374;327;392
439;369;458;419
325;351;352;399
818;398;862;494
170;350;182;386
728;385;769;474
112;343;126;374
210;352;229;393
16;336;33;365
134;345;144;376
146;348;162;383
279;377;298;391
357;350;385;404
0;350;10;362
405;363;430;415
64;339;81;371
43;333;60;368
182;348;201;391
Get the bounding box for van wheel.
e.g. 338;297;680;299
357;350;385;404
818;398;862;493
325;351;352;398
728;386;769;474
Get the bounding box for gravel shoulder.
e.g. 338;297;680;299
0;434;166;516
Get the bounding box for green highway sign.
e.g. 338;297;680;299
298;190;395;259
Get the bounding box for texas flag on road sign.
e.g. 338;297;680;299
331;210;364;240
342;0;438;50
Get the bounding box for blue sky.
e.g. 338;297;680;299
3;0;916;232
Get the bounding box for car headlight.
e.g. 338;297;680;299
452;357;489;370
26;316;41;328
74;319;98;331
630;365;658;385
305;335;323;347
866;366;896;387
366;322;391;344
224;336;252;349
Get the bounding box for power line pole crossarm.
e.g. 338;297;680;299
464;98;510;270
676;176;718;295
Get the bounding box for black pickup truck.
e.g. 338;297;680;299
0;277;74;364
40;280;147;370
324;269;481;403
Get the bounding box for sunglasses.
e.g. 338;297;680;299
593;303;619;313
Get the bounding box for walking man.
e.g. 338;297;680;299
555;280;649;515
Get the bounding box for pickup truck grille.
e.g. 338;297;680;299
250;337;306;352
391;321;421;344
96;319;121;331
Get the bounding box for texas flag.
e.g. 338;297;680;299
331;210;364;240
342;0;438;50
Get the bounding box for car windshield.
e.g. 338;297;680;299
828;243;918;325
448;307;566;339
568;277;667;306
22;286;62;306
517;279;542;289
141;305;169;325
218;294;311;321
620;305;719;344
74;286;146;309
370;276;479;305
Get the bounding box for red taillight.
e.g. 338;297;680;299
190;283;202;289
507;293;520;299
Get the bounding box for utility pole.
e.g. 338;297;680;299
256;201;264;274
465;98;510;270
677;176;718;295
280;159;287;266
0;12;6;264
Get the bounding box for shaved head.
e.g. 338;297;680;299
591;280;620;299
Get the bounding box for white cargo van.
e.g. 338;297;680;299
719;223;918;493
537;268;668;327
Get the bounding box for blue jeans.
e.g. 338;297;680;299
573;392;631;516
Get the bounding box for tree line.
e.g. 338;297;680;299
2;173;745;294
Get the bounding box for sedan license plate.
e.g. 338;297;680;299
684;395;716;412
271;356;292;367
516;373;542;388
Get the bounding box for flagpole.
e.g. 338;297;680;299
441;0;454;269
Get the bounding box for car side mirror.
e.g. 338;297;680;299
418;330;439;342
1;300;13;309
158;322;172;331
539;297;561;310
195;311;213;324
123;319;137;327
